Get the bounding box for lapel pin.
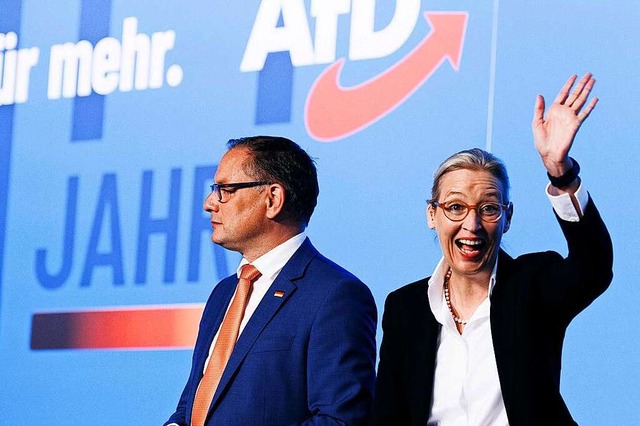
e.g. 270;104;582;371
273;291;285;298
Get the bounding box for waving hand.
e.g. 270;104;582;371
532;73;598;179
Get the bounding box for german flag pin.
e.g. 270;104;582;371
273;291;285;298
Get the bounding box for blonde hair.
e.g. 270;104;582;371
431;148;510;203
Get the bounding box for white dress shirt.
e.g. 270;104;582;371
427;259;507;426
426;184;588;425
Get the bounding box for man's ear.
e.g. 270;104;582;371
427;204;436;229
265;183;286;219
503;202;514;233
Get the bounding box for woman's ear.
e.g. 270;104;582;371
427;204;436;229
503;202;514;233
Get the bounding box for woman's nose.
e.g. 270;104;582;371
462;207;483;231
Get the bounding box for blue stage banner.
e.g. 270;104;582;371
1;1;638;424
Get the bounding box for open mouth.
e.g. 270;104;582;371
455;238;486;255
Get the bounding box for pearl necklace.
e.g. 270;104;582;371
443;268;468;325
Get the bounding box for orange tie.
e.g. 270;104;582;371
191;264;261;426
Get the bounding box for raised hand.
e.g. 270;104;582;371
532;73;598;177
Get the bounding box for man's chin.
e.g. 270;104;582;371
212;237;234;252
211;234;224;246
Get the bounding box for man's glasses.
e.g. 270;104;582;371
210;181;271;203
429;200;510;223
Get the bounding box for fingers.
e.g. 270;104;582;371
551;72;597;123
553;74;578;104
566;73;595;113
578;96;599;121
532;94;545;127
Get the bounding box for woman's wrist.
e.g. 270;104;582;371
547;157;580;189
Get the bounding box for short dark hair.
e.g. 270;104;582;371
227;136;319;226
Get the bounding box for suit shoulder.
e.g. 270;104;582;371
299;252;378;325
386;277;430;303
381;278;432;327
307;251;365;284
283;241;375;307
510;250;563;269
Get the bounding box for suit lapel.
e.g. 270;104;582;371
208;239;317;410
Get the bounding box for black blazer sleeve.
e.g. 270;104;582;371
536;197;614;324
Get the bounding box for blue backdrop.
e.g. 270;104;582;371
1;1;638;424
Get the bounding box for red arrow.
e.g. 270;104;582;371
304;12;468;142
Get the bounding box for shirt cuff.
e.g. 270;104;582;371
545;181;588;222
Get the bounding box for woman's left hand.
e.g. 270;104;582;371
532;73;598;177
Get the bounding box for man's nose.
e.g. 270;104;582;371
203;192;219;212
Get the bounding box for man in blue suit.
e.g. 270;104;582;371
165;136;377;426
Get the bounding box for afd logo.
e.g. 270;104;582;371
240;0;468;142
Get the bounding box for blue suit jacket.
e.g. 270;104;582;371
166;239;377;425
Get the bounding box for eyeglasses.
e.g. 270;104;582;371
429;200;510;223
209;181;271;203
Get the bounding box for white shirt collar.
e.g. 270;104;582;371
427;257;499;327
237;232;307;280
427;257;499;293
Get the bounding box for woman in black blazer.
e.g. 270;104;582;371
372;74;613;426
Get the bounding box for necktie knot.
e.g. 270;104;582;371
240;264;261;282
